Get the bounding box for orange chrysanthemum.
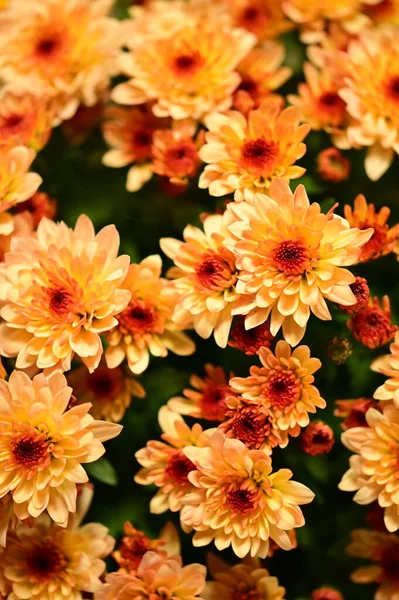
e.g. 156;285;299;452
0;0;121;121
112;17;255;121
0;214;131;373
372;332;399;407
300;421;335;455
0;518;114;600
336;276;370;315
317;148;351;183
135;407;206;514
347;295;398;349
168;364;234;422
102;105;165;192
366;0;399;22
334;398;378;429
14;191;57;229
0;144;42;215
230;341;325;437
204;554;286;600
337;24;399;180
0;370;121;526
181;431;314;558
339;404;399;532
152;125;202;185
225;178;372;345
67;361;145;423
160;212;238;348
344;194;399;262
225;0;294;40
228;316;274;355
105;255;194;375
199;105;309;201
95;551;206;600
346;529;399;600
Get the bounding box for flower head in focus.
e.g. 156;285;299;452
199;105;309;202
372;332;399;407
0;214;131;373
228;316;274;355
0;144;41;214
105;255;195;375
181;430;314;558
347;295;397;349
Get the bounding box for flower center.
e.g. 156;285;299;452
10;426;50;470
381;545;399;581
226;486;256;514
172;53;202;76
165;451;195;485
241;138;277;173
35;37;60;58
263;370;301;411
239;78;257;94
387;75;399;102
199;384;230;421
231;406;273;449
232;591;260;600
49;287;75;317
26;541;67;583
132;129;153;160
87;366;122;399
2;114;24;131
195;252;235;291
273;239;312;276
118;299;164;337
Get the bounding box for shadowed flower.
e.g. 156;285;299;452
311;588;343;600
347;295;397;349
0;144;42;214
105;255;194;375
0;214;131;373
135;407;206;514
102;105;165;192
334;398;378;429
67;361;145;423
204;554;286;600
95;551;206;600
0;211;34;263
168;364;234;422
112;17;255;121
181;431;314;558
0;494;25;548
199;105;309;201
0;370;121;526
152;124;202;185
225;179;373;345
339;404;399;532
230;341;325;437
0;518;114;600
344;194;399;262
336;276;370;315
160;212;238;348
372;332;399;407
228;316;274;355
317;148;351;182
300;421;335;455
346;528;399;600
14;191;56;228
326;335;353;365
0;0;121;121
226;0;294;40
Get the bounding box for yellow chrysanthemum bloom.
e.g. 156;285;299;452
181;431;314;558
0;0;121;122
225;178;373;345
198;104;310;202
0;144;41;215
160;212;238;348
0;214;131;373
337;24;399;180
225;0;294;41
230;341;325;436
105;255;195;375
339;404;399;532
112;18;255;121
0;370;121;526
0;518;114;600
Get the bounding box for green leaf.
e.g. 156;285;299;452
86;458;119;486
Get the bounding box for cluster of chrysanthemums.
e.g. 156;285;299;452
0;0;397;598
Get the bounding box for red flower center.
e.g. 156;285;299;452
387;75;399;102
26;542;67;582
132;129;154;160
226;487;256;514
35;37;61;59
2;114;24;131
172;52;202;76
318;92;346;124
87;366;123;399
195;252;235;291
232;591;260;600
165;451;195;485
231;406;273;449
241;138;277;173
10;427;50;470
165;142;199;177
199;384;230;421
273;239;311;276
49;287;75;317
118;299;164;337
263;370;301;411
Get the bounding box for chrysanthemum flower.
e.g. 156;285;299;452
0;494;23;548
105;255;194;375
344;194;399;262
0;518;114;600
160;212;238;348
337;25;399;180
102;105;165;192
95;551;206;600
152;124;202;185
225;178;373;345
336;276;370;314
67;361;145;423
230;341;325;436
135;407;206;514
112;18;255;121
311;588;343;600
317;148;351;183
372;332;399;407
346;529;399;600
218;395;288;454
0;211;34;263
228;316;274;355
0;0;121;121
0;214;131;373
0;370;121;526
339;403;399;532
181;430;314;558
0;144;42;214
204;554;286;600
14;191;56;228
347;295;397;349
225;0;294;41
300;421;335;455
366;0;399;22
168;364;234;422
199;105;309;201
334;398;378;429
